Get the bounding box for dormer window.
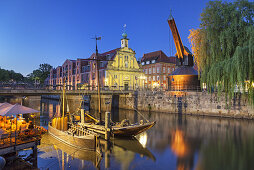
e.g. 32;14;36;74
141;62;145;65
152;60;155;63
146;61;150;64
106;54;111;60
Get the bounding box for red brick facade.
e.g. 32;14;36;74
141;50;176;89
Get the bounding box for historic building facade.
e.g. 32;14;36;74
48;32;144;90
141;50;176;89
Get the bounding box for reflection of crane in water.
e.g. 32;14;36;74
170;112;200;170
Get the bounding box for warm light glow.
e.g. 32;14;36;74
202;83;206;89
104;78;108;86
140;75;146;80
152;82;159;88
138;132;148;148
171;130;188;157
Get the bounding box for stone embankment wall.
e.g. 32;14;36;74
117;91;254;119
41;91;254;119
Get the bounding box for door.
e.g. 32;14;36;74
124;82;129;91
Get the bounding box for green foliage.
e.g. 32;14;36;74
0;67;24;82
27;63;52;84
189;0;254;105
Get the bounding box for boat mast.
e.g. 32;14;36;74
62;80;65;130
63;81;65;118
95;36;102;123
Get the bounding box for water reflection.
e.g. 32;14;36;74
15;97;254;169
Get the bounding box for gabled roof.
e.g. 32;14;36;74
89;48;120;61
141;50;176;64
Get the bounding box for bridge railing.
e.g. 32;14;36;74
0;83;202;92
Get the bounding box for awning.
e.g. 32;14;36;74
0;103;39;116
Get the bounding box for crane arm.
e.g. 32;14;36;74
167;17;189;59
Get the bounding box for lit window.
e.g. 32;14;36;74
141;62;145;65
163;67;165;73
149;76;151;81
153;67;155;73
153;76;155;81
146;61;150;64
157;67;160;73
168;68;170;73
152;60;155;63
149;68;151;74
145;69;148;74
164;75;166;80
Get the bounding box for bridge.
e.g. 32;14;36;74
0;89;133;96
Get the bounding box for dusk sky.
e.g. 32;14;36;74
0;0;234;76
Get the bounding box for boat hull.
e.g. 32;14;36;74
48;124;96;151
112;121;156;137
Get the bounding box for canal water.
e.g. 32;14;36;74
13;97;254;170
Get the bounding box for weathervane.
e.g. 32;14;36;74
123;24;127;34
92;35;102;56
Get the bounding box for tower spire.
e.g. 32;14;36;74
121;24;129;48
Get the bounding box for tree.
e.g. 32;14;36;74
188;0;254;104
0;67;24;82
27;63;52;84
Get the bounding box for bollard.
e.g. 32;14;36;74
105;112;111;140
81;109;85;124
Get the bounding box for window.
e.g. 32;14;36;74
164;75;166;80
149;68;152;74
153;76;155;81
149;76;151;81
145;69;147;74
125;61;128;68
141;62;145;65
152;60;155;63
163;67;165;73
100;62;104;68
153;67;155;73
114;75;117;79
157;67;160;73
146;61;150;64
157;76;159;81
168;68;170;73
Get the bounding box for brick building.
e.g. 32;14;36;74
141;50;176;89
48;31;144;90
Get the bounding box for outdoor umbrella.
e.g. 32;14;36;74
0;103;40;147
0;103;13;113
0;103;39;116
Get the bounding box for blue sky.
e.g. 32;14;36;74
0;0;234;76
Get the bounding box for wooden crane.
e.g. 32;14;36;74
167;12;194;67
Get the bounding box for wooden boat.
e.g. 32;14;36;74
112;121;156;137
41;133;102;168
79;119;156;137
48;123;96;151
48;81;97;151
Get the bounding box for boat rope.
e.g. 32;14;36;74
107;70;149;122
